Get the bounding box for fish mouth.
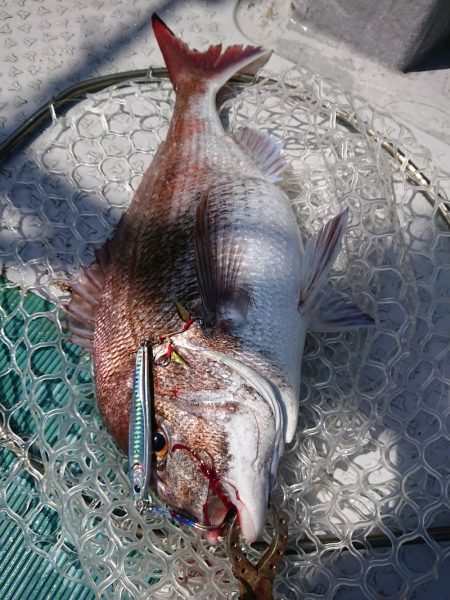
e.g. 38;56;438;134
201;488;266;544
200;490;243;545
202;490;234;532
200;477;267;544
156;443;268;543
159;479;234;543
154;449;234;539
156;476;260;543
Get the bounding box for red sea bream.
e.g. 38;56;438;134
67;15;373;543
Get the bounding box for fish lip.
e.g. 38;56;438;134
201;490;234;530
234;502;261;543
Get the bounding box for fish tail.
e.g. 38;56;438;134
151;14;271;92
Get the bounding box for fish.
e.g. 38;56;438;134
65;14;374;544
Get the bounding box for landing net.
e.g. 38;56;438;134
0;68;449;599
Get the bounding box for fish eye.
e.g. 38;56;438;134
153;430;169;459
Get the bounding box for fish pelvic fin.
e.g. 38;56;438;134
151;14;271;92
299;209;375;330
309;289;375;332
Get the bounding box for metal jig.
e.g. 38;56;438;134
129;331;219;532
128;339;154;502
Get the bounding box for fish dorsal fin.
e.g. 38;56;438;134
232;127;288;182
64;243;110;348
194;183;252;326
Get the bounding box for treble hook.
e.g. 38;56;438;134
226;507;288;600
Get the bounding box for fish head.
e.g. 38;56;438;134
151;343;284;543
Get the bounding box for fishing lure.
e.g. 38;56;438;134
128;339;154;502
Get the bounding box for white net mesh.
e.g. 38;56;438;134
0;68;449;599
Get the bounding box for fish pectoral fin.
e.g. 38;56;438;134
232;127;288;182
63;242;110;346
298;209;374;330
308;288;375;332
194;183;252;325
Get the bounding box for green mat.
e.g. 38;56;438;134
0;280;95;600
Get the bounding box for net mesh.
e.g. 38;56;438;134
0;68;449;599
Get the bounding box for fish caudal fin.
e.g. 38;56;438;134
152;14;271;91
299;210;375;330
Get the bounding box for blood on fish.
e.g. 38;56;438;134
172;443;234;525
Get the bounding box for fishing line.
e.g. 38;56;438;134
136;498;223;532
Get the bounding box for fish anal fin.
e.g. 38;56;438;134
195;183;251;326
298;210;375;330
232;127;288;182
